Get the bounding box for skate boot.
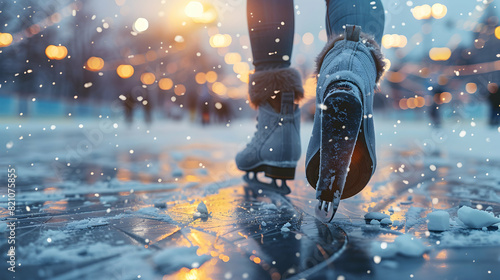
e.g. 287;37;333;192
236;68;304;194
306;25;386;222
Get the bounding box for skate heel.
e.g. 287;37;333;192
264;165;296;180
315;84;363;222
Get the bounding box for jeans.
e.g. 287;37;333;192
247;0;385;71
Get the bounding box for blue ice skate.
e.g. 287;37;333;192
236;68;304;195
306;25;386;222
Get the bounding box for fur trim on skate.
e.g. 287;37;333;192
249;68;304;107
315;32;386;83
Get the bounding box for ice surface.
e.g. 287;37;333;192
0;221;7;232
364;212;390;220
370;241;398;258
457;206;500;229
153;246;210;274
427;210;450;231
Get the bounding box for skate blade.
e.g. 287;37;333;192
243;172;291;195
315;200;336;223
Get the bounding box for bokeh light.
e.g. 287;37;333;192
86;56;104;72
0;33;13;47
429;47;451;61
302;32;314;45
382;34;408;49
185;1;204;18
133;18;149;33
210;34;232;48
212;82;227;95
116;64;134;79
45;45;68;60
224;52;241;65
195;72;206;84
140;72;156;85
206;71;218;83
465;83;477;94
431;3;448;19
158;78;173;90
174;84;186;96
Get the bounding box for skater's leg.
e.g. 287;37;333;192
247;0;294;71
236;0;303;191
325;0;385;44
307;1;386;221
246;0;303;112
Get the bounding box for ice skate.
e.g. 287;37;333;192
236;68;304;195
306;25;386;222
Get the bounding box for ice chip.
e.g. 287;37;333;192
394;234;427;257
457;206;500;229
427;210;450;231
197;201;209;215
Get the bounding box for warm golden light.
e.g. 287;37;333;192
133;17;149;33
206;71;218;83
159;78;173;90
184;1;217;23
233;62;249;74
416;96;426;108
465;83;477;94
407;97;417;109
382;34;407;49
140;72;155;85
195;72;206;84
212;82;227;95
45;45;68;60
303;77;317;100
185;1;204;18
431;3;447;19
0;33;13;47
495;26;500;40
386;72;406;83
116;64;134;79
399;99;408;110
441;91;452;103
209;34;232;48
429;47;451;61
86;56;104;72
224;52;241;65
174;84;186;96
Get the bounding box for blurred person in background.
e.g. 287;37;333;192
488;83;500;127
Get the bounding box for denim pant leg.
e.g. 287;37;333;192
325;0;385;45
247;0;295;71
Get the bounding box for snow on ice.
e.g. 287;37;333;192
364;212;390;220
